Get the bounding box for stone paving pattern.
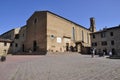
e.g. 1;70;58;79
0;53;120;80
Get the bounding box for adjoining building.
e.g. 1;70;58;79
90;26;120;56
0;38;12;56
0;26;26;54
0;11;96;55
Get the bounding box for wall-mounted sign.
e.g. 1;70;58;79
57;37;62;43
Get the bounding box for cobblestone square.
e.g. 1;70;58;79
0;53;120;80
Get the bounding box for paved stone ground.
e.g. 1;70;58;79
0;53;120;80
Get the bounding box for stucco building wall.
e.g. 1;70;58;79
91;26;120;55
0;40;12;56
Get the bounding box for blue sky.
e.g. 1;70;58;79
0;0;120;34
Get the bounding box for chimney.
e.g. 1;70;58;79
89;17;96;32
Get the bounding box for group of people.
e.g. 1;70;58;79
0;56;6;62
66;45;77;52
0;50;7;62
91;48;113;58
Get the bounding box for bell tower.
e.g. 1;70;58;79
89;17;96;32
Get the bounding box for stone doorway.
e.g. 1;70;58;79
33;40;37;51
66;43;69;51
22;44;24;52
76;42;82;53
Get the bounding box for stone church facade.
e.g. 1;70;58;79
0;11;96;55
25;11;94;54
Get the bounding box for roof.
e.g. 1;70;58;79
91;25;120;34
106;25;120;30
0;29;14;36
21;25;27;29
75;40;90;47
0;38;12;43
32;10;91;31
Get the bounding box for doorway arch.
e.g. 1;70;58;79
33;40;37;51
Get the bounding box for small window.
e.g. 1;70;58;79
50;35;55;39
72;27;75;41
34;18;37;24
93;34;95;38
111;40;114;45
4;42;7;46
110;32;113;36
23;34;24;37
101;32;106;38
15;43;18;47
10;43;12;47
4;49;6;53
15;34;19;39
101;41;107;46
92;42;97;46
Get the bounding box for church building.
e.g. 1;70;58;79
0;11;96;55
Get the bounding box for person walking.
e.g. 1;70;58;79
91;48;95;58
0;50;7;62
109;51;112;57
